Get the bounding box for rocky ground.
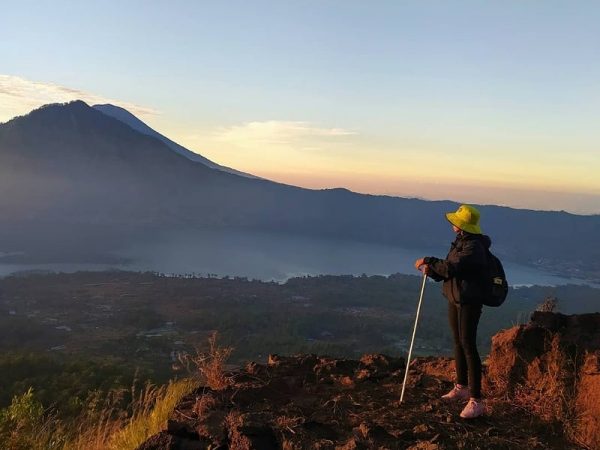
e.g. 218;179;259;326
138;311;600;450
137;354;575;449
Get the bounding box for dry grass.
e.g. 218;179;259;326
0;379;197;450
63;378;196;450
536;296;559;312
1;332;233;450
104;379;197;450
509;334;586;446
224;410;250;449
193;392;218;418
182;332;234;390
275;415;304;433
65;392;123;450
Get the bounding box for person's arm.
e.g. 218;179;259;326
425;239;486;280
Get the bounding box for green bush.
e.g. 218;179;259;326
0;388;63;450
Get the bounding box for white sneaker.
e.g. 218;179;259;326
441;384;470;401
460;399;485;419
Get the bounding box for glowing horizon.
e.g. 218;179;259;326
1;84;598;215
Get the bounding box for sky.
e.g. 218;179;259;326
1;1;599;214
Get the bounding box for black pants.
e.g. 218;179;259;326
448;301;483;398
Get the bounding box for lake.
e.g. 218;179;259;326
0;229;595;287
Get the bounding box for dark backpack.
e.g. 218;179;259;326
482;250;508;307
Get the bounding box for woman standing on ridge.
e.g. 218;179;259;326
414;204;490;419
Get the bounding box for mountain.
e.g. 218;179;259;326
92;103;257;179
1;101;599;280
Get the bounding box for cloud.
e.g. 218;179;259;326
0;74;158;122
212;120;356;149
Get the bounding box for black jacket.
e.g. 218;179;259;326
425;232;491;304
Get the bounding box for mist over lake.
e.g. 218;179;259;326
0;229;594;287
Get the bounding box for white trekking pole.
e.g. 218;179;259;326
400;271;427;403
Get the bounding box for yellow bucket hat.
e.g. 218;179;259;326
445;204;482;234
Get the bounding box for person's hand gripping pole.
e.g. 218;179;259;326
414;257;431;276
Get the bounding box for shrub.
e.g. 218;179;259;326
0;388;64;450
182;332;234;390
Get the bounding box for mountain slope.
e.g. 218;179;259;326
0;101;456;241
92;103;257;179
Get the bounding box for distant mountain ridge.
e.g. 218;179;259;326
0;101;599;281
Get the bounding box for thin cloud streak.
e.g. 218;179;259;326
212;120;356;148
0;74;158;122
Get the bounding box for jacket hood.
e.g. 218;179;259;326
459;232;492;249
479;234;492;249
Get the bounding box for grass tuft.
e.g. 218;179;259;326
0;379;197;450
